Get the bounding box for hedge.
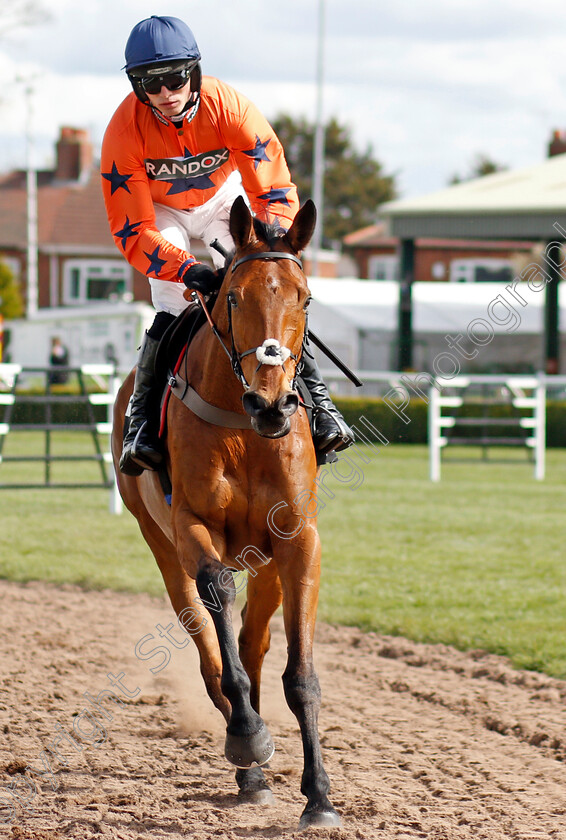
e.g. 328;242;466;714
3;392;566;448
335;397;566;448
7;401;108;426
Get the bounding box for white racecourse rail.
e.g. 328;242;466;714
0;363;122;513
320;369;566;482
2;365;565;497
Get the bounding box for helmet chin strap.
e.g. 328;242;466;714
181;90;200;117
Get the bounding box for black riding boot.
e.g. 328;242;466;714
119;328;165;476
300;350;354;456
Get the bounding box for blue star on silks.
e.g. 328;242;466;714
113;216;141;250
144;246;167;277
165;173;215;195
258;187;292;207
242;135;271;170
163;146;215;195
102;162;132;195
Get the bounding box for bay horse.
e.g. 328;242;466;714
112;196;340;829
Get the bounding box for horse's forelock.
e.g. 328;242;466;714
252;217;286;249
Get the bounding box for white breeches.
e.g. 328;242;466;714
149;170;247;316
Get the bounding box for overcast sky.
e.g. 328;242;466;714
2;0;566;199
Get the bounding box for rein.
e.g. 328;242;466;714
195;250;304;391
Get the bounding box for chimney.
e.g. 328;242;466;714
548;129;566;158
55;127;93;181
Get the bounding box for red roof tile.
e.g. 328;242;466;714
0;166;116;252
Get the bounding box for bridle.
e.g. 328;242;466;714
195;250;305;391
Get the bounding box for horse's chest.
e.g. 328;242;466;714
216;469;274;555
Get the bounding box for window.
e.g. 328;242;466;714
368;254;398;281
63;260;132;305
450;258;514;283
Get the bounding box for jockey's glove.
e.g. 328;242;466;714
182;262;222;295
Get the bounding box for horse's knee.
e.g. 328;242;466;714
222;663;252;706
282;668;321;716
196;561;236;610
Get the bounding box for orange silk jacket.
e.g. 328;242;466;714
101;76;299;283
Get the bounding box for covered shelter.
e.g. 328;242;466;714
306;278;560;391
380;154;566;373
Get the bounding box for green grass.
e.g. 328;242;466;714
1;431;566;677
0;431;164;595
317;444;566;677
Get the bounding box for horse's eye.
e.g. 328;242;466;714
303;296;312;311
227;292;238;308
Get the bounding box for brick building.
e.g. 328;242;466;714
0;126;211;314
342;221;537;284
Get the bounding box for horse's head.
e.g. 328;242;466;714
219;196;316;439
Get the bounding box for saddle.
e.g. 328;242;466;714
154;299;210;393
141;301;209;505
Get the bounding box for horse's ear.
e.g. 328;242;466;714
283;199;317;254
230;196;255;249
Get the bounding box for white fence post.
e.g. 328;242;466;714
428;384;441;483
534;375;546;481
83;364;123;514
109;370;123;515
428;378;467;482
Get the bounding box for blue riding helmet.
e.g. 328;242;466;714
125;16;202;104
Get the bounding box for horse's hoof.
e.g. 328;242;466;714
236;766;275;805
225;723;275;768
298;807;342;829
238;787;276;805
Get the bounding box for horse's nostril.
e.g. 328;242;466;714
277;392;299;417
242;391;269;417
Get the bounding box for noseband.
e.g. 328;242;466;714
197;251;304;390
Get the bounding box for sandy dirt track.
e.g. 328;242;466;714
1;579;566;840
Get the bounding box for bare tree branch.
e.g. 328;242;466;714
0;0;51;36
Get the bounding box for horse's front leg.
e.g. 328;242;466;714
192;549;275;769
235;562;283;804
277;526;341;829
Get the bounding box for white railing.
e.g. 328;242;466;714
427;375;552;482
320;369;566;482
0;363;122;513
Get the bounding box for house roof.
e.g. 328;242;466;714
380;153;566;240
342;222;397;248
0;162;209;259
342;222;536;252
0;167;116;253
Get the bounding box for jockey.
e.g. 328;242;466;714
101;15;354;476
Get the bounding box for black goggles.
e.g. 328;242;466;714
140;68;191;95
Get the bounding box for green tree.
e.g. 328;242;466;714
0;260;24;319
271;114;396;246
450;153;507;185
